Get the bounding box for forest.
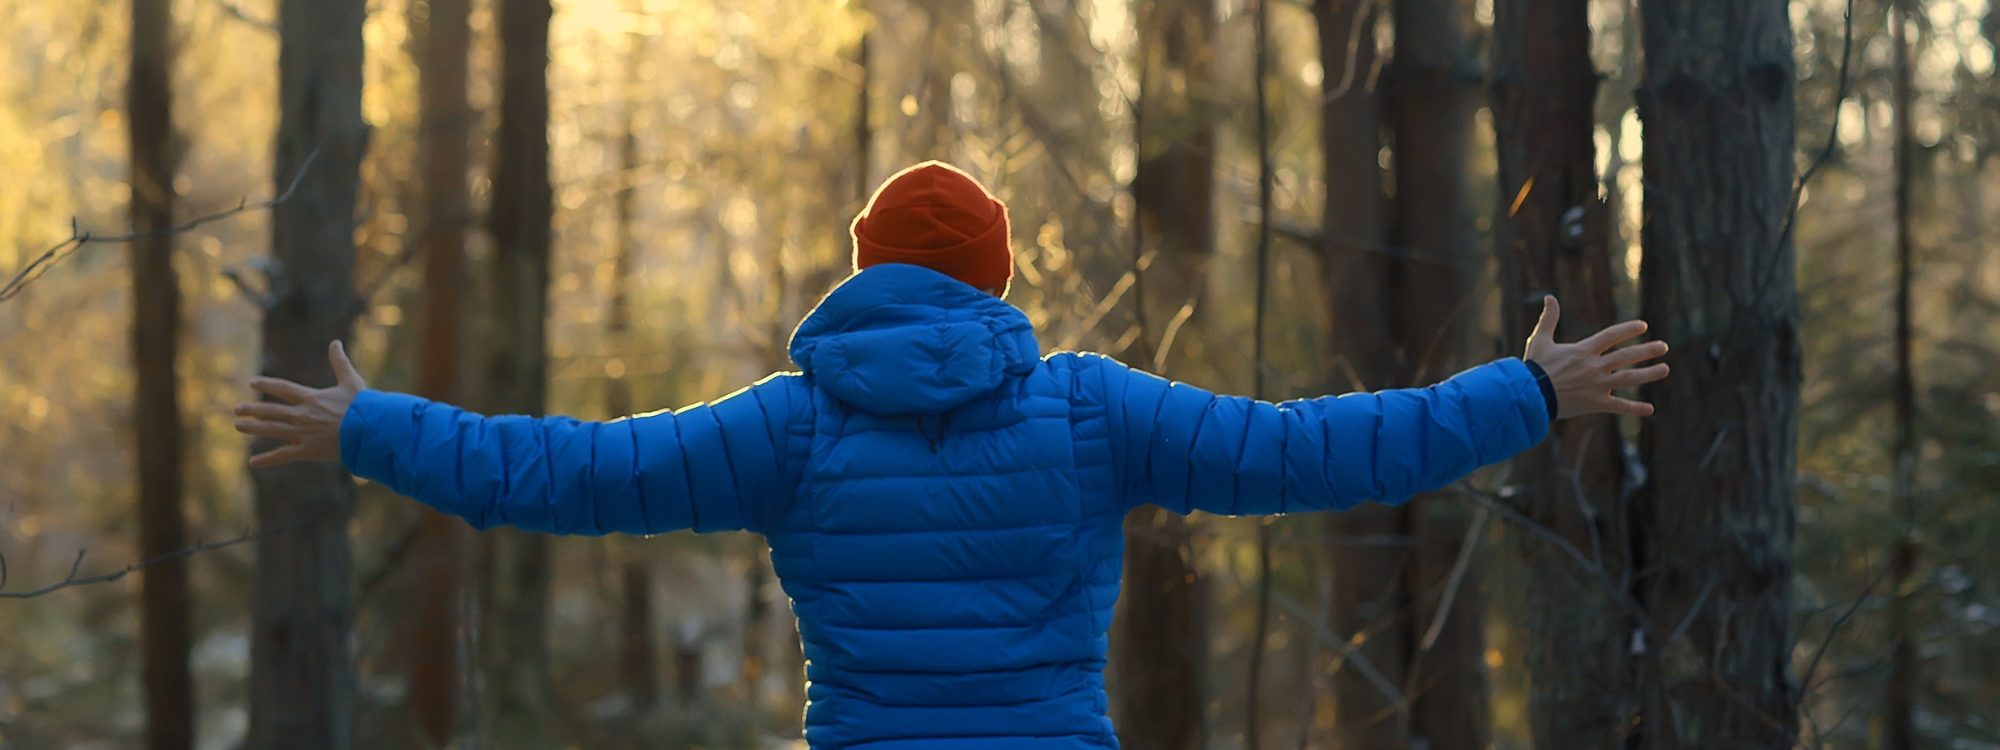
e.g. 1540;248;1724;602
0;0;1996;747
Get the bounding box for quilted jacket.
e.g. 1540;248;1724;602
340;263;1552;748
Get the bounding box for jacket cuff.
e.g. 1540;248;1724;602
340;389;418;483
1521;359;1559;422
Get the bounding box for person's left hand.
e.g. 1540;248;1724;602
232;340;366;468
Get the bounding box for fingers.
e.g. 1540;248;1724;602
248;443;311;469
1578;319;1649;354
234;402;304;422
249;376;316;404
234;417;302;441
329;340;364;390
1607;363;1671;389
1528;296;1560;347
1601;396;1655;417
1602;340;1670;370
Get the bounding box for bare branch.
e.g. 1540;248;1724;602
0;508;331;600
1750;0;1857;302
0;146;322;304
343;210;479;322
1799;569;1888;699
1;532;245;600
1416;506;1489;652
1270;588;1408;713
1452;486;1660;636
210;0;277;32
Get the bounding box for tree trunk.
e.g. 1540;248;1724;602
129;0;194;746
1112;508;1206;750
1131;0;1218;337
854;29;873;200
617;562;659;711
1387;3;1484;748
1634;1;1800;746
604;60;660;710
1885;2;1919;747
1110;4;1216;749
1314;2;1409;748
408;0;473;743
908;3;958;161
248;0;366;746
1489;0;1634;747
481;0;557;745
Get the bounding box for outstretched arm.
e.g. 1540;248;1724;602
1097;296;1667;515
232;342;801;535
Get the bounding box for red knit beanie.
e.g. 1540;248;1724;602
851;161;1013;294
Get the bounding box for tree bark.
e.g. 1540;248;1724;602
1635;1;1800;746
1313;2;1410;748
408;0;473;743
1885;3;1919;748
248;0;366;746
481;0;557;745
1489;0;1635;747
129;0;194;746
1387;4;1484;749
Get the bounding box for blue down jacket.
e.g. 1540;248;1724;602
340;263;1551;748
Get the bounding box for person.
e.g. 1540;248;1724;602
233;161;1668;749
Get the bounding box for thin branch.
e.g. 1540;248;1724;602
1779;0;1857;252
1799;569;1888;699
210;0;277;32
1751;0;1857;303
1663;575;1717;651
1;146;322;304
1416;506;1489;652
0;503;336;600
1;528;255;600
1270;588;1408;713
1452;486;1659;635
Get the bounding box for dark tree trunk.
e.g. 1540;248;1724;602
129;1;194;746
1111;508;1206;750
1885;3;1919;748
1314;2;1409;748
248;0;366;746
1387;3;1483;749
408;0;473;743
1131;0;1218;336
1635;1;1800;746
1109;4;1216;749
617;563;659;710
908;3;958;161
854;29;872;199
481;0;557;746
1489;0;1634;747
604;63;660;709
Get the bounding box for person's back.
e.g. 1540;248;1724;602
774;265;1121;746
235;161;1669;749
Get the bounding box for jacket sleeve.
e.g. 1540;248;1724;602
1089;355;1550;515
339;373;803;535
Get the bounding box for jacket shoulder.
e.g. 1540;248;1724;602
1041;351;1118;398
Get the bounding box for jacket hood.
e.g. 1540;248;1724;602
788;264;1040;415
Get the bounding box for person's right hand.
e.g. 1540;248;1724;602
1523;296;1670;419
232;340;367;468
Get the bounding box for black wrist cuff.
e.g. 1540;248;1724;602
1523;359;1558;422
